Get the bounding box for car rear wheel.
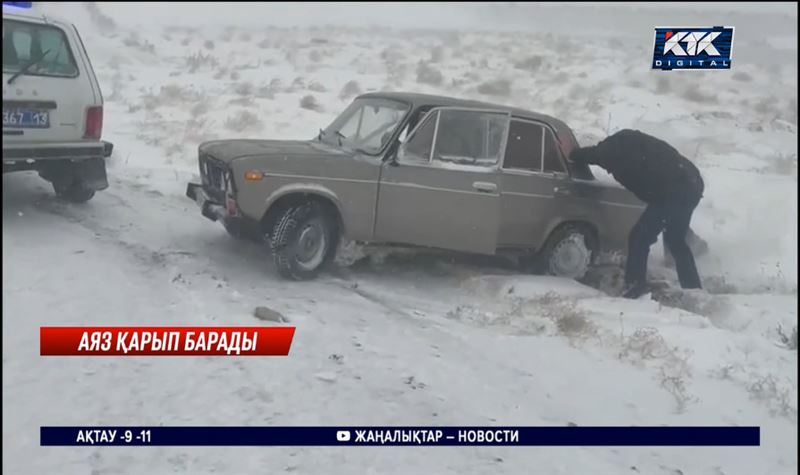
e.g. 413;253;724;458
538;224;596;280
270;202;338;280
53;181;95;203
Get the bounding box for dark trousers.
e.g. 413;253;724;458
625;197;702;289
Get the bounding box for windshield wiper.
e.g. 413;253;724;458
7;49;51;85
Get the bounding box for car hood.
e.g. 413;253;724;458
199;139;343;163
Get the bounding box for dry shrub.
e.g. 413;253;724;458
532;293;597;340
619;327;696;412
309;49;323;63
430;45;445;63
339;80;362;100
748;375;797;421
477;79;511;97
213;68;228;80
185;52;219;73
682;87;718;104
300;95;323;112
234;81;254;97
224;110;263;132
514;55;544;72
308;82;327;93
416;61;443;86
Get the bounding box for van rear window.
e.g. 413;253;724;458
2;19;78;78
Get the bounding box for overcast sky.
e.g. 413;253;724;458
28;2;794;29
21;1;797;50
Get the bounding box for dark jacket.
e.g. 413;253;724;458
570;129;704;204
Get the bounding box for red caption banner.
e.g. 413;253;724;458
40;327;295;356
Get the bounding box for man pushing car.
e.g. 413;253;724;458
569;129;706;299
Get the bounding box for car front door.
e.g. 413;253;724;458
374;107;509;254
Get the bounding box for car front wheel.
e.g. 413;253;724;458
270;203;338;280
538;224;596;280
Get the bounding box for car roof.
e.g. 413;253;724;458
2;5;71;25
356;91;571;130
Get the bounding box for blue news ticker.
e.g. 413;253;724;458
41;426;760;446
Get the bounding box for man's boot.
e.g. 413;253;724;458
622;281;649;299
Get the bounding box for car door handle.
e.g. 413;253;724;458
473;181;497;193
553;186;572;196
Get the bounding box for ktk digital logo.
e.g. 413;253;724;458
652;26;734;71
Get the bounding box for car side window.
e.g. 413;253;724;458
401;111;438;162
432;109;507;167
543;129;567;173
503;120;543;172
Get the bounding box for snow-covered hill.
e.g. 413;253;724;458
2;2;797;474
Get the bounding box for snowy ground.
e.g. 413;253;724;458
2;2;798;474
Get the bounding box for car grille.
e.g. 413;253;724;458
199;153;230;200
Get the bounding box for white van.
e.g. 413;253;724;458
2;3;112;202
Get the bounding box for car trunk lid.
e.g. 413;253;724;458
2;17;96;144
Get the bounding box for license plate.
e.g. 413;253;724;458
3;108;50;128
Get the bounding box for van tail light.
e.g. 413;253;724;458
84;106;103;139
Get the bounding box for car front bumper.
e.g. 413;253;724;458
186;182;229;222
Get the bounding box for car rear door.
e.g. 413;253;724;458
374;107;509;254
2;16;97;144
497;119;572;249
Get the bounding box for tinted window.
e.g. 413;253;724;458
3;20;78;77
543;128;566;173
503;120;543;171
432;109;507;166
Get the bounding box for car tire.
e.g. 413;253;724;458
537;224;596;280
270;202;338;280
53;181;95;203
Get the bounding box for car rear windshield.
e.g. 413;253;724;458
2;19;79;78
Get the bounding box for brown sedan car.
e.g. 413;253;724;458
186;92;646;280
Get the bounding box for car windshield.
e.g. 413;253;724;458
320;98;410;154
2;19;79;78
